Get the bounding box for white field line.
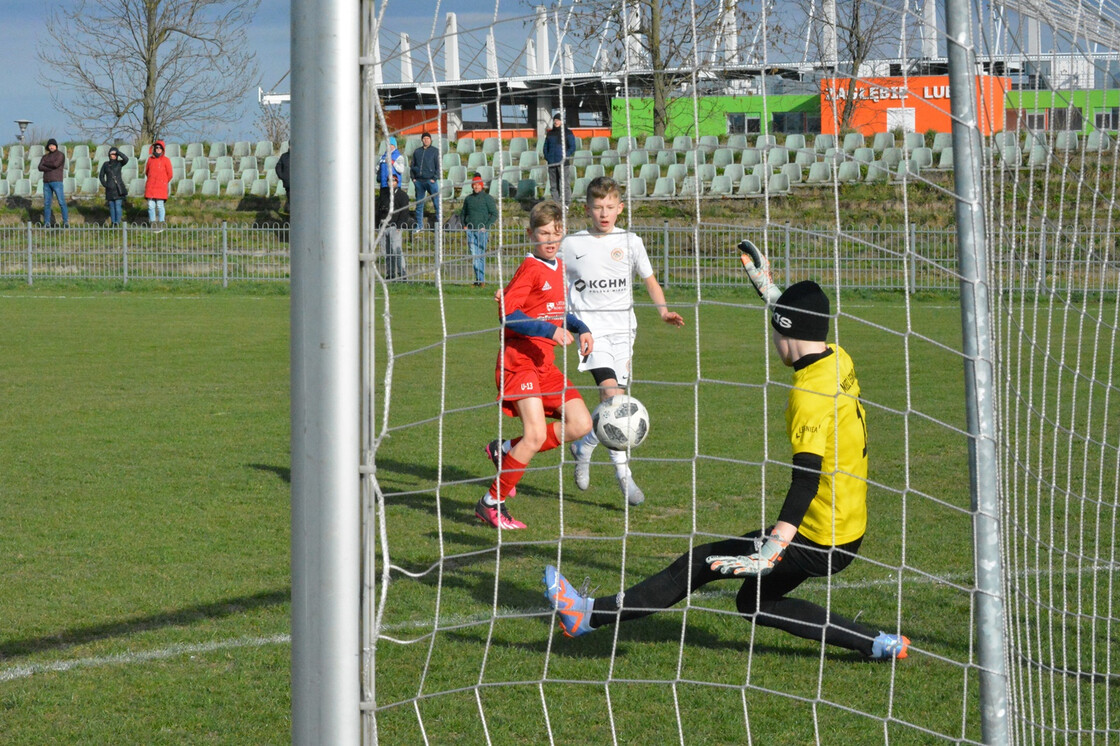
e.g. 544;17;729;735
0;633;291;683
3;563;1113;682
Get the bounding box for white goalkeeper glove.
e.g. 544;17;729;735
707;532;789;577
738;239;782;306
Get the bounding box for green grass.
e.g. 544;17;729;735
1;285;1115;744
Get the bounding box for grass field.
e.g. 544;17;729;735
2;283;1114;744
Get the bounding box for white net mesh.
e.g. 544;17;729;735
358;1;1120;743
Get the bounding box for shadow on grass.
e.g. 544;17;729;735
0;587;290;659
248;462;290;483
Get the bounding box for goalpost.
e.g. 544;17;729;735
290;0;1119;743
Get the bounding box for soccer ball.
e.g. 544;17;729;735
592;394;650;451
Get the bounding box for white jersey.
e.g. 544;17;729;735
562;227;654;336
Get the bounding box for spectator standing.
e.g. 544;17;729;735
375;173;410;280
275;148;291;213
410;132;441;231
543;113;577;206
378;136;405;189
38;138;69;227
98;146;130;226
143;140;174;229
459;173;499;286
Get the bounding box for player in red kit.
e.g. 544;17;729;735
479;200;594;530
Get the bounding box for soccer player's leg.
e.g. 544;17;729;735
480;369;549;529
545;533;756;636
572;337;625;490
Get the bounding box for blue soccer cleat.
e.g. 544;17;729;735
871;631;910;660
543;565;595;638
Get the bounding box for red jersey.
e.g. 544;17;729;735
498;254;568;369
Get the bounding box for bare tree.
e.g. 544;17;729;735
255;102;290;147
38;0;261;144
562;0;749;137
798;0;910;132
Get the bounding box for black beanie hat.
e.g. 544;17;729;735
47;138;58;148
771;280;830;341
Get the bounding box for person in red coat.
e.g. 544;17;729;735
144;140;174;226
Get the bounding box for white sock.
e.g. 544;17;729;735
577;430;599;457
481;492;499;507
609;447;630;478
502;440;511;454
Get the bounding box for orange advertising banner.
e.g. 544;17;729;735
819;76;1010;136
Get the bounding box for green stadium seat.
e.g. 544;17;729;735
911;147;934;170
723;163;744;183
215;155;234;172
679;175;703;196
214;168;234;185
655;149;676;167
754;134;777;150
712;148;735;168
643;135;665;152
466;151;488;170
225;179;245;197
517;150;539;168
666;163;687;183
837;161;862;183
73;167;92;181
780;162;802;185
79;177;101;196
784;134;807;151
599;149;620;169
932;132;953;154
455;137;476;154
813;134;835;153
28;144;45;159
696;163;717;184
588;136;611;154
209;142;228;158
0;180;8;198
611;164;632;183
254;141;274;158
175;179;195;197
184;143;205;159
627;149;650;167
481;137;501;156
200;179;220;196
871;132;895;152
766;172;790;195
128;177;147;197
672;135;693;152
583;164;605;182
766;147;789;167
616;136;640;154
192;169;210;186
638;163;660;183
274;181;286;197
736;174;761;196
1026;144;1047;168
865;161;891;182
1054;131;1079;152
626;176;647;197
508;137;529;157
853;147;875;164
698;134;720;152
515;178;537;200
880;147;904;169
903;132;925;154
805;161;832;184
708;174;733;196
726;134;748;150
936;147;954;169
651;176;675;197
740;148;761;168
683;150;707;167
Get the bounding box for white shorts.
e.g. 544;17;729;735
578;330;635;387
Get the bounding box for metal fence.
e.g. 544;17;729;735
1;220;1116;292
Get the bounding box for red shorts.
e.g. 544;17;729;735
496;360;581;418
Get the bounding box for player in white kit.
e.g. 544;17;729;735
564;177;685;504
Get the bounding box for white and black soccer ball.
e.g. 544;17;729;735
592;394;650;451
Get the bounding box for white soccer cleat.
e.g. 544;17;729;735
617;471;645;506
570;441;591;491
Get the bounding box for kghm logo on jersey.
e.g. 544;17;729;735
573;279;587;292
773;310;793;329
611;248;624;261
586;277;628;290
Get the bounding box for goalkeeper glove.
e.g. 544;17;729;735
738;239;782;306
707;532;789;577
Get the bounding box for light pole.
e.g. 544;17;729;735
14;119;32;146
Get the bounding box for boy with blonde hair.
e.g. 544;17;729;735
563;176;684;505
479;200;594;529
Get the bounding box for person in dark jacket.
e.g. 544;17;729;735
409;132;441;230
542;113;577;206
274;148;291;214
459;173;499;286
98;146;130;226
38;138;69;226
375;173;411;279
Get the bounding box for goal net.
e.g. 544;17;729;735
352;1;1119;743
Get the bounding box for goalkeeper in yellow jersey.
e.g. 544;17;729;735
543;244;909;660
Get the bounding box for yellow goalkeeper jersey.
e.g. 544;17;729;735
786;344;869;545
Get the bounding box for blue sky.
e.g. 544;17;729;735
1;0;528;146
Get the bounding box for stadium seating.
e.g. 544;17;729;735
931;132;953;155
666;163;687;183
794;149;816;167
696;163;716;185
508;137;529;157
852;147;875;164
766;147;789;168
784;134;807;151
176;179;195;197
185;143;205;159
671;135;693;152
651;176;676;197
226;179;246;197
655;149;675;167
683;150;707;168
455;137;476;154
80;177;101;196
481;137;501;156
28;144;45;159
200;179;221;196
754;134;777;150
679;175;703;196
215;155;234;173
871;132;894;152
1086;131;1112;151
13;178;32;197
723;163;744;183
805;161;832;184
903;132;926;154
780;162;802;185
880;147;903;169
637;163;660;183
1027;144;1048;168
813;134;835;153
599;149;620;169
128;177;147;197
708;174;733;196
865;161;891;182
626;176;647;197
740;148;761;168
643;135;665;152
936;147;954;169
517;150;539;168
698;135;720;152
208;142;227;158
571;177;588;199
515;178;537;200
837;161;862;183
736;174;761;196
466;151;488;170
0;181;8;198
616;136;640;154
842;132;865;153
910;147;934;170
712;148;735;168
611;164;632;183
627;149;650;166
1054;131;1079;152
766;172;791;195
214;168;235;185
254;141;274;158
192;169;210;186
442;152;461;170
726;133;749;150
